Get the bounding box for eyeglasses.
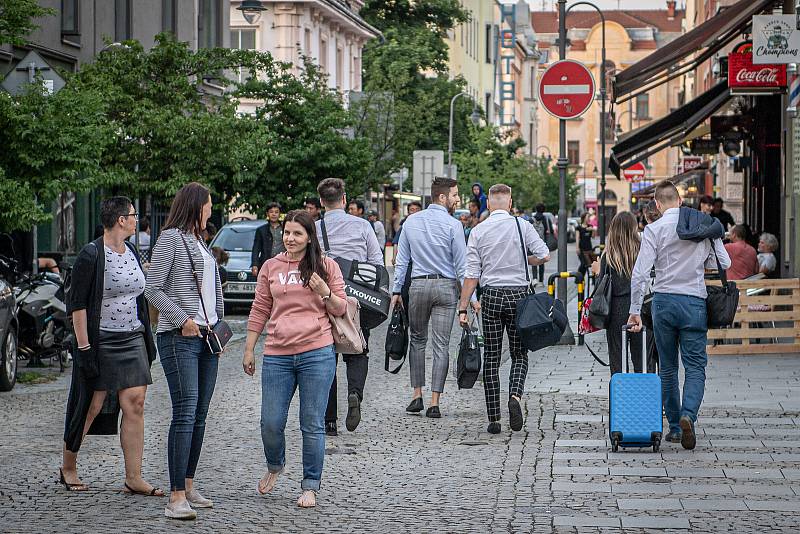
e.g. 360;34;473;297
121;212;139;220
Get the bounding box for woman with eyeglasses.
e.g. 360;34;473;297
62;197;160;496
145;182;224;520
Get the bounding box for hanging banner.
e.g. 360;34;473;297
752;15;800;65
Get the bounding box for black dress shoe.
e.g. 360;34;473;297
665;430;682;443
345;393;362;432
487;422;501;434
679;416;696;450
406;397;424;413
508;397;523;431
425;406;441;419
325;421;338;436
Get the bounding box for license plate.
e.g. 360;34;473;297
226;282;256;293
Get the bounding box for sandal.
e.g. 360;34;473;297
123;482;165;497
59;468;88;492
297;490;317;508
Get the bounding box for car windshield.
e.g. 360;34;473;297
212;227;258;252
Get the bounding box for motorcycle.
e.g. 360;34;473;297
0;254;73;372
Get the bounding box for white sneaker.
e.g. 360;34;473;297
186;489;213;509
165;499;197;520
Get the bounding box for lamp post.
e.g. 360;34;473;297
447;92;482;178
615;109;636;138
566;1;607;244
535;145;552;160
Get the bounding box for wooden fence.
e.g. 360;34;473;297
706;278;800;355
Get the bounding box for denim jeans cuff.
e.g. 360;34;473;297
301;478;321;492
267;464;284;474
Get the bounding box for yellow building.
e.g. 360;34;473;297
532;4;685;221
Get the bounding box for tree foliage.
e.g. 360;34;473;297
0;0;55;46
355;0;473;183
0;84;114;231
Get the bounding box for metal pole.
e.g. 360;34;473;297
448;92;468;179
557;0;568;315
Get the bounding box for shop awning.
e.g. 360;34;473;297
609;82;731;178
612;0;777;103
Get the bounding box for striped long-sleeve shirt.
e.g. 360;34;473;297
145;228;224;333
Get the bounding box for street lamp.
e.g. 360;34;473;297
566;1;607;244
237;0;267;25
447;92;481;178
536;145;552;161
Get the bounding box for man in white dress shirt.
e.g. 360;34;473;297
458;184;550;434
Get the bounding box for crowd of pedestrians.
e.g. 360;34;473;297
58;173;781;519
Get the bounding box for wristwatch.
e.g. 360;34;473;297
322;289;332;301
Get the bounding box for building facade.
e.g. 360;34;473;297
532;3;686;222
230;0;378;114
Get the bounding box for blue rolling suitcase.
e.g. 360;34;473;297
609;325;662;453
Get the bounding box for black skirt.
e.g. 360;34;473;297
95;328;152;392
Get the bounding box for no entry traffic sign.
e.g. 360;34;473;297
539;59;596;119
622;161;647;182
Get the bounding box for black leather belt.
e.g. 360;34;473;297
483;286;529;291
412;274;454;280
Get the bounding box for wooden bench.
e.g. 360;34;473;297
706;278;800;355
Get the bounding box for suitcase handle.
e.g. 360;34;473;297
621;324;647;373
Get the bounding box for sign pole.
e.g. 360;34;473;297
556;0;573;344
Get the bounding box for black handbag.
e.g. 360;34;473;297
587;255;613;330
706;240;739;327
513;218;568;352
456;317;482;389
384;306;408;374
320;218;390;329
180;236;232;354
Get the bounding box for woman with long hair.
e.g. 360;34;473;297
592;211;650;375
62;197;159;495
243;210;347;509
145;182;224;520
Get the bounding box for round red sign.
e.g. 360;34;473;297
622;162;647;182
538;59;596;119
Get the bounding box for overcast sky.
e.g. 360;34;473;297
529;0;679;10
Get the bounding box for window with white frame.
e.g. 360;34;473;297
231;29;256;83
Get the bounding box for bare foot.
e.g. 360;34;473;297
123;477;165;496
257;470;282;495
296;490;316;508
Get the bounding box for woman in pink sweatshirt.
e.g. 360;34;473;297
243;210;347;508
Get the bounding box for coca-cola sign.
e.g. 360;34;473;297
728;51;786;94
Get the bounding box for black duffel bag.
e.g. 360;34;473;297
706;242;739;327
384;306;408;374
456;322;482;389
321;218;391;329
512;217;568;352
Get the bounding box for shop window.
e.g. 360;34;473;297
568;140;580;166
61;0;80;41
636;94;650;120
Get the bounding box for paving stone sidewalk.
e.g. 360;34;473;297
1;309;799;533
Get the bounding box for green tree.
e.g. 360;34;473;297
0;0;55;46
0;84;114;232
356;0;472;183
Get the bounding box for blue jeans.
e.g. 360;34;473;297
651;293;708;433
157;332;219;491
261;345;336;492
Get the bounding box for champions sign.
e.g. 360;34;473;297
753;15;800;65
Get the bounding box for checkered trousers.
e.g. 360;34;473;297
481;287;529;423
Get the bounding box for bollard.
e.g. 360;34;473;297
548;271;585;345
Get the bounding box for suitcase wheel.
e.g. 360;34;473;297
651;432;662;453
610;432;622;453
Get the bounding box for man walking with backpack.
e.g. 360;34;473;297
628;181;730;450
316;178;384;436
390;177;479;418
458;185;550;434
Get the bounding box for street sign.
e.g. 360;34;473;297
538;59;596;120
622;162;646;182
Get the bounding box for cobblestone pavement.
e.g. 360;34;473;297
2;274;800;532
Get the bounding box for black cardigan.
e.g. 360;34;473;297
63;237;156;452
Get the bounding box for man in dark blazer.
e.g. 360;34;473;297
250;203;285;276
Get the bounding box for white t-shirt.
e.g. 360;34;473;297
194;242;219;326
